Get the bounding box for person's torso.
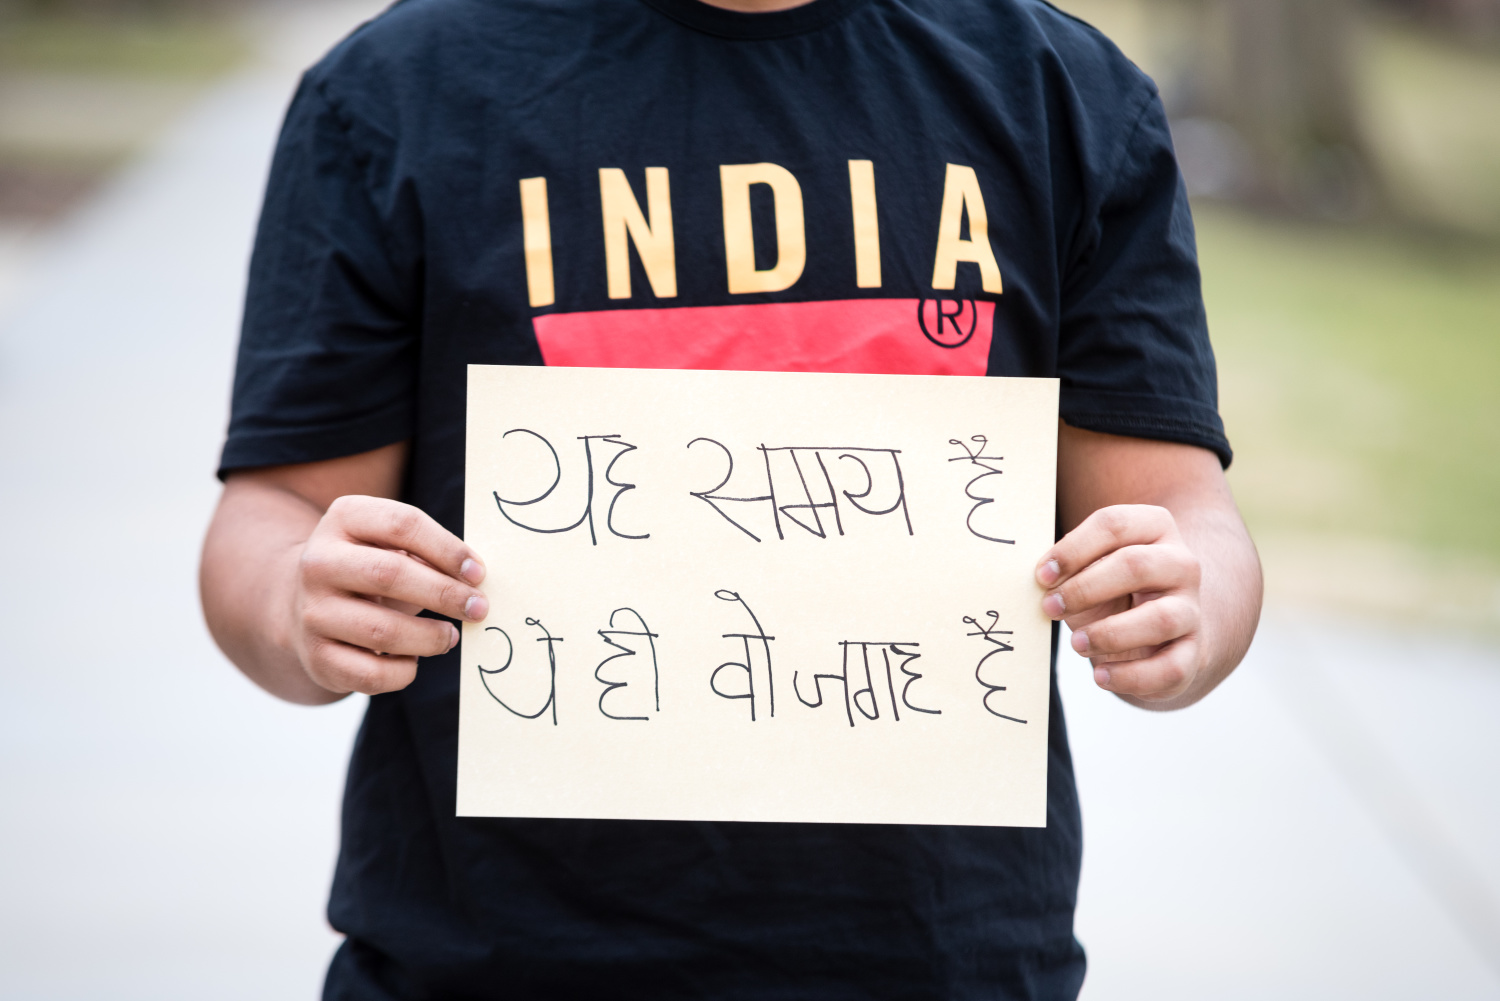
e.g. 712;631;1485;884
314;1;1149;994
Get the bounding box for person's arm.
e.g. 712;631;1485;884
199;442;490;706
1039;422;1262;711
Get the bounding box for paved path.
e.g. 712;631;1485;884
0;5;1496;998
1065;617;1500;998
0;6;377;999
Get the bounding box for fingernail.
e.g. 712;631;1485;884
1037;559;1061;586
460;558;485;585
1042;592;1066;618
1071;629;1090;655
464;594;489;621
1094;667;1111;688
447;623;461;651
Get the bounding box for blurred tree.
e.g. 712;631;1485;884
0;0;233;19
1388;0;1500;35
1170;0;1380;218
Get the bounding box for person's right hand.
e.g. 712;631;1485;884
289;495;489;696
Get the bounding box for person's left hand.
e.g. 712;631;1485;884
1035;503;1204;703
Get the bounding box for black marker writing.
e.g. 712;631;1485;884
709;590;776;721
687;437;772;542
493;429;648;545
477;618;564;726
964;611;1026;724
795;641;939;726
594;607;660;721
689;438;913;542
948;435;1014;544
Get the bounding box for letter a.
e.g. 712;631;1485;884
599;167;677;299
720;163;806;295
930;164;1003;294
519;176;555;308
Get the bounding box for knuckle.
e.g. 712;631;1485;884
302;633;330;664
1097;506;1130;540
300;595;337;635
1100;662;1137;693
1061;579;1090;610
1154;645;1193;692
435;580;467;613
1142;598;1175;632
302;637;346;685
1118;546;1151;579
368;554;404;592
1118;669;1156;699
385;506;422;544
298;542;333;580
1179;548;1203;585
339;662;383;695
326;494;359;521
1086;620;1118;651
369;659;418;694
336;654;414;695
425;622;455;656
1157;660;1188;693
1165;597;1198;634
1158;544;1201;589
364;616;398;651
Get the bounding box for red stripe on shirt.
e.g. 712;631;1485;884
532;298;994;375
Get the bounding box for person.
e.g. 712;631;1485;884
199;0;1263;996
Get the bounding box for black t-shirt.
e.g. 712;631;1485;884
222;0;1228;997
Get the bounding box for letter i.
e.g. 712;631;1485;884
520;176;555;308
848;160;881;288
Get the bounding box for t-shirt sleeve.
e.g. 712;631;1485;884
1056;91;1232;467
217;74;418;478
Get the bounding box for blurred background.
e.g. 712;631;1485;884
0;0;1496;997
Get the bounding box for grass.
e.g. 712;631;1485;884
0;12;246;78
1199;207;1500;570
0;8;249;220
1364;19;1500;236
0;0;1494;626
1053;0;1500;626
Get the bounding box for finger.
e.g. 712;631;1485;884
306;541;489;622
325;495;485;586
1042;542;1197;619
1060;595;1130;633
1091;638;1198;703
304;594;461;658
1070;595;1198;658
303;636;419;696
1036;505;1176;588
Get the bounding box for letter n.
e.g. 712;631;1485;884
930;164;1003;294
599;167;677;300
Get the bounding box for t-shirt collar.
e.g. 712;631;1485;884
637;0;870;39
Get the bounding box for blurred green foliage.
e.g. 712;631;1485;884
1365;22;1500;236
0;5;248;219
1056;0;1500;596
0;10;244;77
0;0;1495;596
1204;206;1500;563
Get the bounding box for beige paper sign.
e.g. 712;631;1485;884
460;365;1058;827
